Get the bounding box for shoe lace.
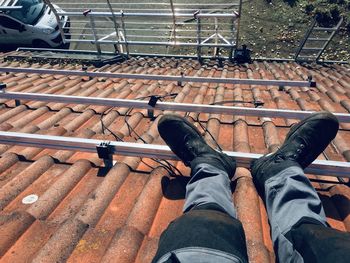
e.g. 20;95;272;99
274;154;287;163
273;142;306;163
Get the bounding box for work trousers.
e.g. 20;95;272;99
152;163;350;263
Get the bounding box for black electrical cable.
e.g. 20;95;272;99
100;92;183;177
100;107;124;141
193;99;264;152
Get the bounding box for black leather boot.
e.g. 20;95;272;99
250;111;339;194
158;114;236;178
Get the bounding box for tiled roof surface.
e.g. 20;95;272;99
0;51;350;262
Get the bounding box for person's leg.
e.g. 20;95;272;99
251;111;350;262
152;114;248;263
183;162;237;218
158;114;238;218
257;163;328;262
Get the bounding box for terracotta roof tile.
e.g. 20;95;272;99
0;52;349;262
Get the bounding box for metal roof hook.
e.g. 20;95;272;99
308;75;316;88
177;72;184;87
96;141;113;169
0;83;6;93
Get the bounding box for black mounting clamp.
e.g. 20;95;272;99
147;95;160;119
253;100;264;108
0;83;6;92
308;76;316;88
96;141;113;169
177;72;184;87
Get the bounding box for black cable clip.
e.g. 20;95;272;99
253;100;264;108
96;141;113;169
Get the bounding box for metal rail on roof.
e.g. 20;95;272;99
0;67;316;87
0;131;349;177
1;91;350;123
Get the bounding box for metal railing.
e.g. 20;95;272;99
45;0;242;59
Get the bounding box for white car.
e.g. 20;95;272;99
0;0;70;48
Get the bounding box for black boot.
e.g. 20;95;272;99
158;114;236;178
250;111;339;194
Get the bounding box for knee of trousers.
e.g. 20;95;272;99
285;217;350;263
152;209;248;263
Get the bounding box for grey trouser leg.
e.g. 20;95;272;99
264;166;328;263
183;163;237;218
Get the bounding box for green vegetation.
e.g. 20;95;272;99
239;0;350;61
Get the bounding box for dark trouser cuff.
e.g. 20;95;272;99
263;160;302;179
190;155;229;177
254;160;302;197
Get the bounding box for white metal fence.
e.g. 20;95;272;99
45;0;242;59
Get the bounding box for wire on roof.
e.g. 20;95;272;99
189;100;265;152
100;92;183;177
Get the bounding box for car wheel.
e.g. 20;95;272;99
58;42;70;49
32;40;51;48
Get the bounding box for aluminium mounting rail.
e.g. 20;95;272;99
1;91;350;123
0;67;316;87
0;131;349;177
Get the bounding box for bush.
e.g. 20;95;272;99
346;14;350;33
283;0;299;7
327;0;345;3
330;5;341;21
305;3;315;14
315;5;341;27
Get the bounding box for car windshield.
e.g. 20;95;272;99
6;0;45;25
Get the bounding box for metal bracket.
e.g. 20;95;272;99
253;100;264;108
308;76;316;88
177;72;184;87
0;83;6;93
96;141;113;169
147;95;159;119
148;95;159;107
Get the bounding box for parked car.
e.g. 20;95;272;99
0;0;70;49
